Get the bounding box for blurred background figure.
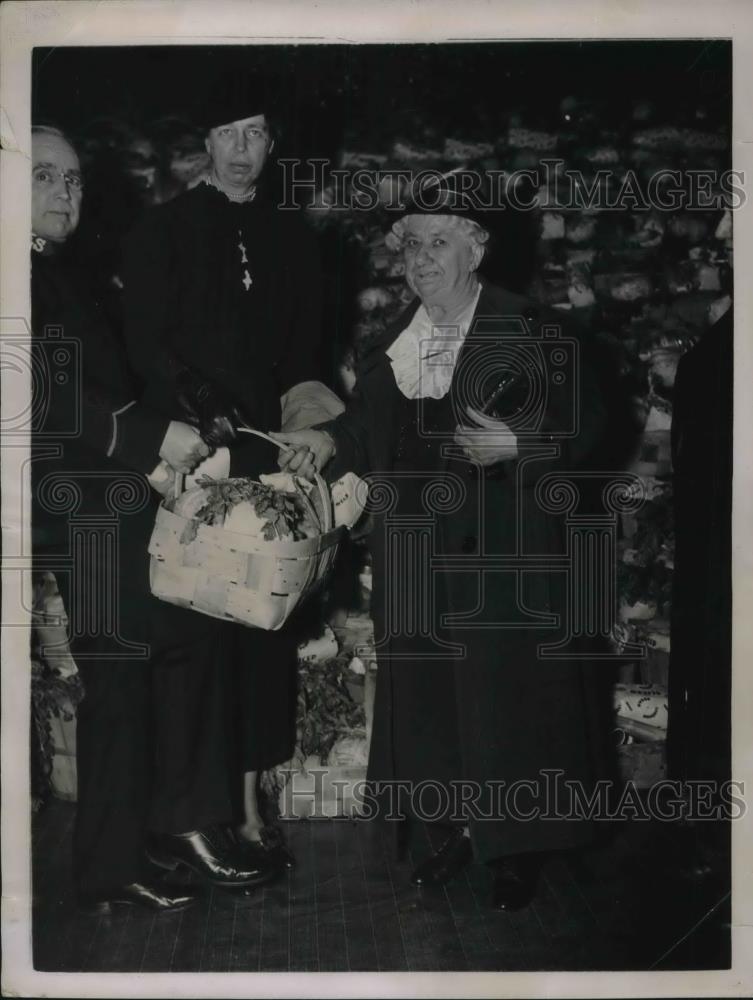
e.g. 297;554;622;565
149;116;211;203
71;117;160;327
122;129;159;200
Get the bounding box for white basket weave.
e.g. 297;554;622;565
149;428;343;630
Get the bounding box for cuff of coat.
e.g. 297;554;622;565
280;380;345;432
109;403;172;475
313;417;356;482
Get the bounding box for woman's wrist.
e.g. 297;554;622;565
319;428;337;456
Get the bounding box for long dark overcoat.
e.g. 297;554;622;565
668;309;732;786
121;182;325;776
322;279;613;862
31;243;235;891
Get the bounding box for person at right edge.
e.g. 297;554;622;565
668;209;733;874
272;176;611;912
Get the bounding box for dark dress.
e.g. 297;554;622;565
31;241;236;893
383;394;464;802
122;180;323;778
320;280;612;863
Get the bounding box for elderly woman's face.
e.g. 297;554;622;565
402;215;479;305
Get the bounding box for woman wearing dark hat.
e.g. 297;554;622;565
122;74;332;875
272;175;611;911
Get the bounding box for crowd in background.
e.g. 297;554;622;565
60;114;210;325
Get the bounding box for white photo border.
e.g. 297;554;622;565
2;1;752;997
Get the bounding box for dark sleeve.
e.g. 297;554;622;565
550;329;607;469
277;218;324;395
315;369;373;480
32;262;171;475
108;399;171;474
121;208;186;393
518;311;608;473
36;360;168;475
671;348;693;473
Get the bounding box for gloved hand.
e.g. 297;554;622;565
175;367;247;449
158;420;210;473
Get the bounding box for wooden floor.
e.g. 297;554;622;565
32;799;730;973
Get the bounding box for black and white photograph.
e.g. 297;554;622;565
1;2;752;997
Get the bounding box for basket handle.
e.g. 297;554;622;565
170;426;333;533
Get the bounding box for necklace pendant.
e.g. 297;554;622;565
237;230;249;264
242;270;253;292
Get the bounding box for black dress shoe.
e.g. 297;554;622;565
77;877;198;915
230;825;295;871
147;826;279;888
234;838;294;881
258;825;296;869
410;829;472;887
488;854;540;912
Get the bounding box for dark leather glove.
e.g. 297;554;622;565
175;367;247;449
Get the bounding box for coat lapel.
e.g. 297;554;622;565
442;280;535;468
450;279;534;397
359;282;535;472
357;298;420;470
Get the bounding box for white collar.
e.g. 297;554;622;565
386;283;481;400
202;172;257;203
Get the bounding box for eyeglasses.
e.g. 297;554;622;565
33;166;84;192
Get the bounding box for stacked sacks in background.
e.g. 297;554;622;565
614;682;669;744
302;96;732;786
30;572;82;805
270;619;375;818
613;681;670;787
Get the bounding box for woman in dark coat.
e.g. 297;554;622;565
122;84;326;870
273;191;610;910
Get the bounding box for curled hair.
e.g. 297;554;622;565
385;214;490;257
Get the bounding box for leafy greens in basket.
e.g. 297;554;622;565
171;476;320;543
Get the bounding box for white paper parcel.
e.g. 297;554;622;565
330;471;367;529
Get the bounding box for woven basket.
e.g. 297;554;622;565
149;428;343;630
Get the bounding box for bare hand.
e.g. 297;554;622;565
159;420;210;474
454;406;518;466
269;429;336;481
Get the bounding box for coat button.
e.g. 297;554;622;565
461;535;477;554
